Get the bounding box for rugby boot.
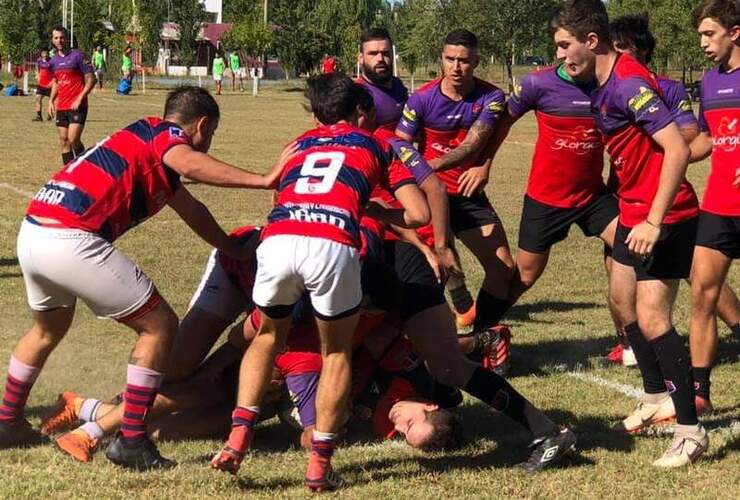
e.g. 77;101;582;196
653;424;708;467
105;432;176;471
40;391;82;435
606;332;638;367
305;451;345;492
55;428;98;462
614;395;676;434
520;427;577;473
211;425;252;474
479;325;512;377
0;418;47;449
695;396;714;416
455;302;476;334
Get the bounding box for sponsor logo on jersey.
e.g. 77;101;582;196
628;86;657;113
285;203;347;229
33;185;66;205
551;126;600;155
430;142;454;155
402;105;417;121
678;100;692;112
512;83;522;98
487;100;503;113
714;116;740;152
717;88;735;95
398;146;414;164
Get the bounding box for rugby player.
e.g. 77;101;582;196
396;29;515;373
610;10;740;409
47;26;95;166
92;46;106;91
211;73;431;492
229;51;244;92
33;49;53;122
687;0;740;412
551;0;707;467
0;86;292;471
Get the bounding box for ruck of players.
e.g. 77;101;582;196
1;0;739;493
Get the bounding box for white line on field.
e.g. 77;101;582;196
504;140;534;146
566;371;644;399
97;96;161;108
0;182;33;198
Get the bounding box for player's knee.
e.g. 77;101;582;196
29;322;67;348
637;315;672;339
691;283;721;312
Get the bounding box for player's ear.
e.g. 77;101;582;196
472;51;480;69
585;32;600;50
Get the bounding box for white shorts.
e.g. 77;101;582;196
252;235;361;319
17;220;156;320
213;75;222;82
188;249;251;321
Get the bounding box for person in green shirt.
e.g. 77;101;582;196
122;45;133;82
92;46;106;90
229;51;244;92
212;51;225;95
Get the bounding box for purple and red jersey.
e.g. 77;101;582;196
591;54;698;227
396;77;505;194
49;49;93;111
657;75;698;130
263;123;417;248
508;65;605;208
697;65;740;216
357;75;409;132
27;117;189;241
37;57;53;88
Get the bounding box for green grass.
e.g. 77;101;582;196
0;87;738;499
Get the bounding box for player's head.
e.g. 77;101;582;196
692;0;740;64
163;86;220;153
389;399;462;451
40;48;49;58
305;73;360;126
355;84;377;131
51;26;68;51
610;13;655;65
441;29;480;86
96;45;102;51
359;27;394;85
549;0;610;82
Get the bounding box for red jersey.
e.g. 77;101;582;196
591;54;698;227
262;123;413;247
27;117;190;241
396;77;505;194
37;57;53;88
698;65;740;216
217;226;261;298
49;49;93;111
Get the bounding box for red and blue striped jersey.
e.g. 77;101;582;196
49;49;93;111
262;123;414;248
27;117;190;241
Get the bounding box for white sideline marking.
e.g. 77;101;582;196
98;96;160;108
566;371;643;399
0;182;34;198
504;140;534;147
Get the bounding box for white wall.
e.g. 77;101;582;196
200;0;223;23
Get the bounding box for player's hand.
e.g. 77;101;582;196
625;221;661;259
422;247;445;284
436;245;463;282
733;167;740;188
457;165;490;197
70;96;82;111
47;101;55;120
265;141;299;189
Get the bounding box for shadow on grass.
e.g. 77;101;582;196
282;87;304;93
0;273;22;279
0;257;19;266
508;300;602;324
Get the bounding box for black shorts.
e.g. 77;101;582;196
55;108;88;127
518;191;619;253
383;240;445;320
35;86;50;97
612;217;698;281
695;210;740;259
449;192;501;235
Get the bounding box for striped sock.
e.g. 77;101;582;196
120;364;162;443
0;356;40;424
231;406;260;429
311;430;337;460
224;406;260;454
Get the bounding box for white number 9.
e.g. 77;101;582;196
294;151;344;194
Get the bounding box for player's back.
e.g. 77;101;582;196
263;122;389;248
27;117;190;241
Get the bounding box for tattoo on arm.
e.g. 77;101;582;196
434;120;494;171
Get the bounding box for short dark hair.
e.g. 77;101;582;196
360;27;392;49
692;0;740;29
52;25;68;37
419;409;464;452
610;13;656;63
444;29;478;50
163;86;220;124
304;73;359;125
355;84;376;115
550;0;610;43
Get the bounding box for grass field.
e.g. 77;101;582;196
0;85;738;499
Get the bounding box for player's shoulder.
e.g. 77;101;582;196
613;54;654;84
414;77;442;97
474;77;504;97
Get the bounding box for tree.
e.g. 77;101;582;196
220;16;272;59
0;0;40;63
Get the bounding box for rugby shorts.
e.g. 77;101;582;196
55;108;88;127
35;86;50;97
252;234;361;320
383;240;445;320
17;219;159;321
612;217;698;281
695;210;740;260
449;192;501;235
518;190;619;253
188;249;251;322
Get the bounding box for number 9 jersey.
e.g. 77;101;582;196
262;122;416;248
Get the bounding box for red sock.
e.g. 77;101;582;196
120;365;162;443
0;356;40;424
226;406;260;453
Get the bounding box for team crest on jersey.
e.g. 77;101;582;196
169;126;184;138
714;116;740;152
628;86;656;113
402;105;417;122
472;103;482;114
678;100;692;112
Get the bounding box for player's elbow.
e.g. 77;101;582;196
405;202;431;228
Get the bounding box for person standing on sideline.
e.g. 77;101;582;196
92;46;106;91
229;51;244;92
33;49;53;122
212;51;226;96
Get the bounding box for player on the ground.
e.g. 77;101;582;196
210;73;430;492
229;51;244;92
551;0;706;467
396;29;515;373
92;45;106;92
686;0;740;413
47;26;95;166
0;86;291;471
610;10;740;409
33;49;53;122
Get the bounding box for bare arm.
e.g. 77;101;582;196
688;131;713;163
167;186;246;260
418;173;451;248
679;123;700;145
48;79;58;117
366;184;430;229
428;120;495;172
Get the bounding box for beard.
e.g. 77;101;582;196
362;62;393;85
